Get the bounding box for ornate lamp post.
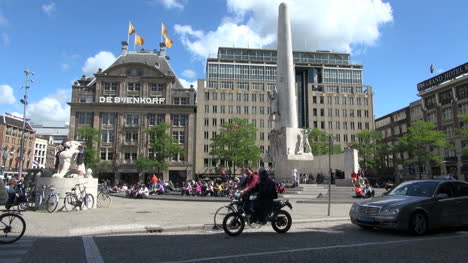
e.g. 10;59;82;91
18;69;35;180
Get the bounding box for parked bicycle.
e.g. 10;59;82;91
63;183;94;211
0;210;26;244
96;184;112;208
45;185;60;213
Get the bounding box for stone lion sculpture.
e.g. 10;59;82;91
52;140;89;178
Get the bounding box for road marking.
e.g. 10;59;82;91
82;237;104;263
0;238;36;263
162;233;468;263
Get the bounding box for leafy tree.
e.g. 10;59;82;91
395;120;451;178
456;114;468;154
210;118;261;174
136;123;184;174
76;126;100;169
307;129;341;155
348;130;385;170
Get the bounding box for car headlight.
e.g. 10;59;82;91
350;203;359;213
380;208;400;216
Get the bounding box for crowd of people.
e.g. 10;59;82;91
351;170;374;198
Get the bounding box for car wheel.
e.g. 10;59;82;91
409;212;428;235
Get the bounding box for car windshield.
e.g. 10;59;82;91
388;181;439;197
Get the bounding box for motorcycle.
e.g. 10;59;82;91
5;183;29;211
222;194;293;236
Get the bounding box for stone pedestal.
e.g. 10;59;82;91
35;177;98;209
268;127;314;183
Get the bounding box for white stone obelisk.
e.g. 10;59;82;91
277;2;298;129
267;2;313;182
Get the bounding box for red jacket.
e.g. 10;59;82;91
243;173;259;193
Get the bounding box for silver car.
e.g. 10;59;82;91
349;180;468;235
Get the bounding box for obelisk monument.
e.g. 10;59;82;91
267;2;314;182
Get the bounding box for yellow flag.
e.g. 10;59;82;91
162;23;173;48
135;33;144;46
128;22;136;35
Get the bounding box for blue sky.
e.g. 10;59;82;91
0;0;467;124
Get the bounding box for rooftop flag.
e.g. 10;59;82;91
430;64;435;74
128;22;136;35
162;23;173;48
135;33;144;47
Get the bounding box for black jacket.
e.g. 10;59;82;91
254;177;277;200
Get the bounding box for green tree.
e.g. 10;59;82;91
307;129;341;155
210;118;261;174
456;114;468;154
76;126;100;169
395;120;451;178
348;130;385;170
136;123;184;175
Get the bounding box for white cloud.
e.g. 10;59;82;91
26;89;71;122
0;11;7;26
61;63;70;70
0;85;16;104
176;0;393;60
1;32;9;46
42;3;56;16
148;0;184;10
81;51;116;76
175;23;275;60
181;69;196;79
178;78;197;90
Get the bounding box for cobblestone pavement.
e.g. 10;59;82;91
20;197;352;237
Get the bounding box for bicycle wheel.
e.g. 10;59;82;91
46;195;59;213
83;194;94;209
214;205;233;229
96;193;112;208
63;194;76;212
0;213;26;244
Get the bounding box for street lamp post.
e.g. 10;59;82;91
327;135;333;217
18;69;35;180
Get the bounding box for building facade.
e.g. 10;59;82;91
68;42;196;185
0;113;35;175
417;63;468;179
195;47;374;175
376;62;468;180
33;136;48;168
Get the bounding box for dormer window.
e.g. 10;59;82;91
151;83;165;92
127;82;141;92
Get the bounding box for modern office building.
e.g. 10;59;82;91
195;47;374;175
0;113;35;174
31;121;69;145
68;42;196;185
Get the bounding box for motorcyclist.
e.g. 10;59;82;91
237;167;259;219
253;167;277;223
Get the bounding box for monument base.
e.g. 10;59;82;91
274;158;314;184
35;177;98;209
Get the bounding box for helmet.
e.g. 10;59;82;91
258;167;269;180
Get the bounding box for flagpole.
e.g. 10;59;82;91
134;34;136;50
161;22;163;44
128;21;130;47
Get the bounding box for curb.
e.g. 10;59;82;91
74;217;350;237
